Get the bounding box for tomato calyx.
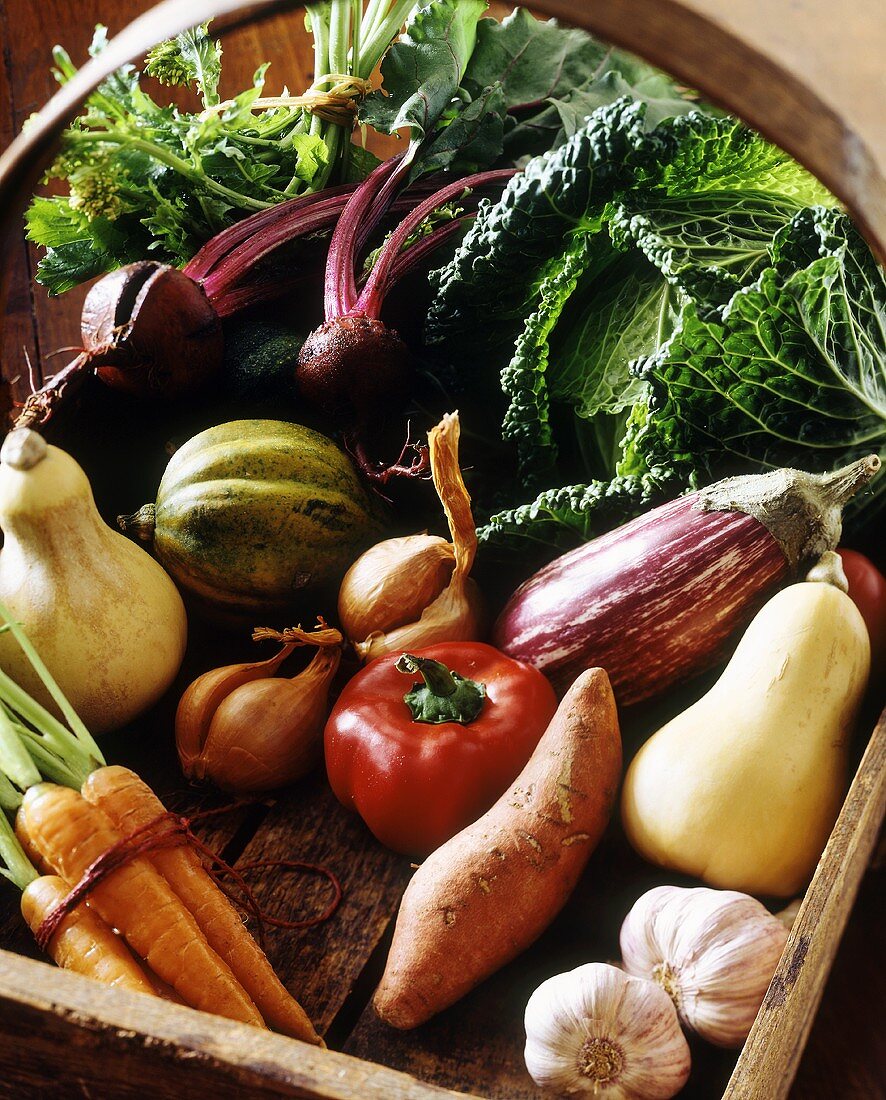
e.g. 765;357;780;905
395;653;487;725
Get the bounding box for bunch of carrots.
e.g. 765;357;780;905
0;600;320;1043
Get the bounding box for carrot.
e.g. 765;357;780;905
16;783;265;1028
373;667;622;1029
21;874;158;996
82;765;322;1045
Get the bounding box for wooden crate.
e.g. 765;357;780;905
0;2;884;1097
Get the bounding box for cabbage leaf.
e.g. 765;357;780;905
427;103;885;550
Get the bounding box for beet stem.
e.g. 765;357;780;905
201;191;355;305
385;215;474;289
354;169;516;318
183;182;358;282
212;272;315;318
324;155;405;319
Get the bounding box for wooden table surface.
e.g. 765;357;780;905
0;2;883;1097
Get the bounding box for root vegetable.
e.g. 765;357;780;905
82;765;322;1043
338;412;484;660
15;176;511;432
22;874;157;997
16;783;265;1027
296;161;515;484
373;667;622;1029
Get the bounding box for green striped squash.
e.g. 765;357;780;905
128;420;384;617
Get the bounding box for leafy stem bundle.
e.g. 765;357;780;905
25;5;414;294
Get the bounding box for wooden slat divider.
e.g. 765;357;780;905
228;777;413;1036
724;704;886;1099
0;949;478;1100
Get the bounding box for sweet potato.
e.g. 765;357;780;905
373;667;622;1029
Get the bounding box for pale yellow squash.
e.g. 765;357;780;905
621;572;870;896
0;429;187;734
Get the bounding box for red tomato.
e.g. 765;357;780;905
838;548;886;677
324;642;558;856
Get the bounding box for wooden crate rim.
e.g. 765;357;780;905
0;1;884;1095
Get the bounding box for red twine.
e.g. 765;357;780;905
34;803;343;954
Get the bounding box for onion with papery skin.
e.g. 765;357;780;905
176;622;342;794
339;412;484;661
338;535;454;641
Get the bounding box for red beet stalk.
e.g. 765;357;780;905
16;173;501;430
493;456;881;705
296;164;516;484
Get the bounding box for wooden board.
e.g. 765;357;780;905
0;2;885;1098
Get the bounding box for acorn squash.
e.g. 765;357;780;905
121;420;384;618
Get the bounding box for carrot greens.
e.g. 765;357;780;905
0;600;104;800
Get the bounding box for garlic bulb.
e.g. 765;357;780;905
338;412;484;661
338;534;455;640
524;962;691;1098
619;886;789;1048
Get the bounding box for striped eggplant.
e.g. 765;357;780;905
492;456;880;705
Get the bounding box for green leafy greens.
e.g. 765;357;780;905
428;102;885;550
27;5;700;296
26;3;422;294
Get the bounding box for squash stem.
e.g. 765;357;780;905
117;504;156;542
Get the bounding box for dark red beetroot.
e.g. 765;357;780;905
15;174;512;433
16;261;223;427
85;262;223;399
296;159;515;484
493;456;881;705
297;315;411;430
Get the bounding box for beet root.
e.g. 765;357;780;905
84;261;223;400
296;314;412;425
15;261;223;429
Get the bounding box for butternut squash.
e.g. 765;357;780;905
0;429;187;734
621;555;870;896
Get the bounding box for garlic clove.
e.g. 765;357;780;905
619;885;789;1048
338;534;455;641
524;962;691;1098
